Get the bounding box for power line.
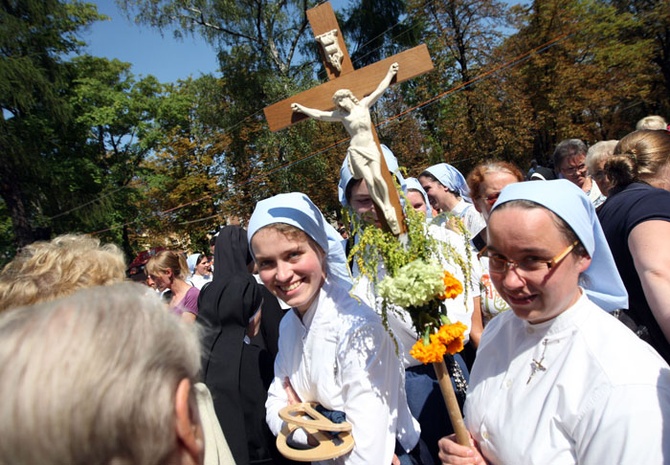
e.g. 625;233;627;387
47;185;129;220
86;31;571;236
52;0;455;221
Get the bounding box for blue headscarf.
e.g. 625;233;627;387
186;253;200;275
404;177;433;219
247;192;352;291
423;163;472;203
492;179;628;312
338;144;406;207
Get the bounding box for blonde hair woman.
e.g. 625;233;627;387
147;250;200;322
597;129;670;363
0;234;125;312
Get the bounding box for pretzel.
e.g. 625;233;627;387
276;402;355;461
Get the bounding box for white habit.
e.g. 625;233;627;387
465;292;670;464
266;279;420;465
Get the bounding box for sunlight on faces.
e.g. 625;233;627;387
418;176;452;212
486;206;591;324
406;189;428;217
560;154;588;188
589;158;612;195
149;270;171;292
251;227;326;316
474;172;520;221
349;179;381;227
194;256;210;276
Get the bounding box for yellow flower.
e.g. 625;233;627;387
436;321;467;344
410;338;447;364
410;322;467;364
438;271;463;300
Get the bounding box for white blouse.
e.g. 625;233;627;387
465;292;670;464
450;199;486;238
188;273;212;290
266;279;420;465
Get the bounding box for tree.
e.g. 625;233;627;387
118;0;318;79
342;0;409;67
502;0;654;162
403;0;519;173
118;0;417;226
59;55;167;252
136;76;226;251
0;0;104;248
610;0;670;117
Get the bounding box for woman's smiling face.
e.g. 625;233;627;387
487;205;591;324
251;226;326;316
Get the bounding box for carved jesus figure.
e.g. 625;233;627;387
291;62;401;234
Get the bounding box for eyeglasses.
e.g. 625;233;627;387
480;192;501;206
486;241;579;274
561;163;587;175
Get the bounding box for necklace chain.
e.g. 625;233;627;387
527;339;549;385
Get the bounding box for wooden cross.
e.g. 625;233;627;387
264;1;433;235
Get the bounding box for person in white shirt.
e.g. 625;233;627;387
247;192;421;465
186;253;212;290
341;152;479;464
419;163;486;238
438;179;670;465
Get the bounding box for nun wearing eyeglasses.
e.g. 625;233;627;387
438;179;670;465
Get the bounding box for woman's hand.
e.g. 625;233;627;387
438;433;486;465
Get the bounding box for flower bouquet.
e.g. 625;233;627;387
377;259;470;446
346;194;474;445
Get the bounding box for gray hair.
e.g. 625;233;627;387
585;140;618;175
553;139;587;172
0;282;201;465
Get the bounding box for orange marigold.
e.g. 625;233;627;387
410;338;447;364
439;271;463;300
446;338;465;354
436;322;467;355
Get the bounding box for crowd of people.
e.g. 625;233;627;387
0;116;669;465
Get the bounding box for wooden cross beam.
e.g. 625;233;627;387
263;2;433;235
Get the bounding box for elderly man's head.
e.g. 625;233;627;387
0;282;204;465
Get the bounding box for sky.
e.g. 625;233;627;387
83;1;220;83
83;0;349;84
83;1;520;84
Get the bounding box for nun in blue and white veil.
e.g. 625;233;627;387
440;179;670;465
491;179;627;312
247;192;422;465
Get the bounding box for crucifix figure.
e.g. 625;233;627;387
264;2;433;235
292;62;401;233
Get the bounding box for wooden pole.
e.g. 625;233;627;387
432;359;470;447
